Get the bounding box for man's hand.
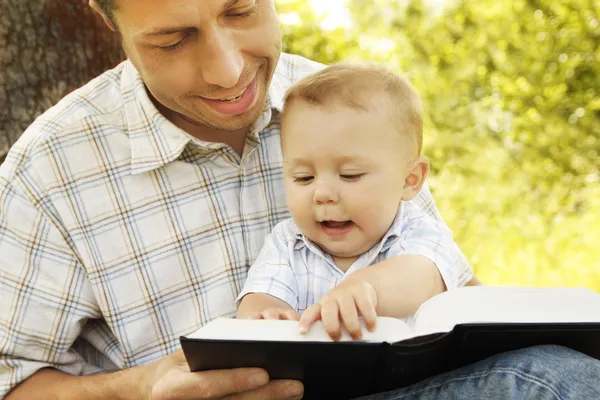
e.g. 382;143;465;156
6;351;304;400
148;350;304;400
298;280;378;341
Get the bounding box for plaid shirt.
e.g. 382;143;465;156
0;53;473;396
238;201;465;314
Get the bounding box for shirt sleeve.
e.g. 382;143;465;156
386;204;467;291
0;175;100;397
412;182;474;287
236;225;299;311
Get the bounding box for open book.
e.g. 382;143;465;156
181;286;600;400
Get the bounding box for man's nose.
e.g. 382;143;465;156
313;180;340;205
200;27;244;88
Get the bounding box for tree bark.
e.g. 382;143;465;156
0;0;124;163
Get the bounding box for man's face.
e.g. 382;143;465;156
112;0;282;132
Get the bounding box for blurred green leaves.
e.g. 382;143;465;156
277;0;600;289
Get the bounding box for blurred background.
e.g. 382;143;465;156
1;0;598;289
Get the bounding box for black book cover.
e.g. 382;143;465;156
181;322;600;400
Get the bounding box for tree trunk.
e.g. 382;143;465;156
0;0;124;163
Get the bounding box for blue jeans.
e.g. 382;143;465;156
355;345;600;399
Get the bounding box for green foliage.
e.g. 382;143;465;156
277;0;600;289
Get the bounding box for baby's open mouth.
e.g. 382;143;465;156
321;221;353;229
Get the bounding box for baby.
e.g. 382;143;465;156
237;62;462;340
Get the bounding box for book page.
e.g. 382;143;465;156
186;316;413;343
412;286;600;335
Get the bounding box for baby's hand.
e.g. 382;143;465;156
298;280;378;340
242;307;300;321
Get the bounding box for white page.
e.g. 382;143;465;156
412;286;600;335
186;316;413;343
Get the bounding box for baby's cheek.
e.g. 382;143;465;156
288;197;312;225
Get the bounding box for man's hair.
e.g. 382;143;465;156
97;0;117;21
282;62;424;156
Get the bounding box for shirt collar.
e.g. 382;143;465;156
122;61;191;175
123;60;286;175
266;63;286;114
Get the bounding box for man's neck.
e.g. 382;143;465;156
154;98;249;157
174;113;249;156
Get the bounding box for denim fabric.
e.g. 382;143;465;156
356;345;600;399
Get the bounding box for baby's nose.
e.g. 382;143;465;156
312;184;340;204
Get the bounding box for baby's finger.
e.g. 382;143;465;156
261;308;283;320
283;309;300;321
245;312;265;320
355;293;377;332
338;295;362;339
321;300;341;341
298;304;322;333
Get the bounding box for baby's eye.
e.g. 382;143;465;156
294;176;314;184
340;174;364;182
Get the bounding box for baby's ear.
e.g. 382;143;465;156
401;156;430;201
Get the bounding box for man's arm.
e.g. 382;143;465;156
0;180;300;400
6;367;147;400
6;351;303;400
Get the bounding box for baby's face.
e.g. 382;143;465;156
281;102;413;260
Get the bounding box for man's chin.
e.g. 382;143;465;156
204;107;265;132
186;96;268;132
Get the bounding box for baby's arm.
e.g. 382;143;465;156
299;206;459;338
298;254;441;338
237;293;299;320
350;254;445;318
235;223;300;320
364;208;460;318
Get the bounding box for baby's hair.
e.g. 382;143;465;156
282;62;423;156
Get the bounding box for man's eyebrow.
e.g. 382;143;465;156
140;0;245;38
142;27;196;37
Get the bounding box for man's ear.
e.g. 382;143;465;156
401;156;430;201
89;0;116;32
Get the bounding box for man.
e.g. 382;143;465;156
1;0;599;399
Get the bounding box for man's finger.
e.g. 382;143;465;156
153;368;269;400
298;304;321;333
225;380;304;400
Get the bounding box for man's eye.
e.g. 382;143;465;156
294;176;314;184
340;174;364;182
158;36;188;52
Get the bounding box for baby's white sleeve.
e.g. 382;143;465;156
387;214;462;290
236;228;299;310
